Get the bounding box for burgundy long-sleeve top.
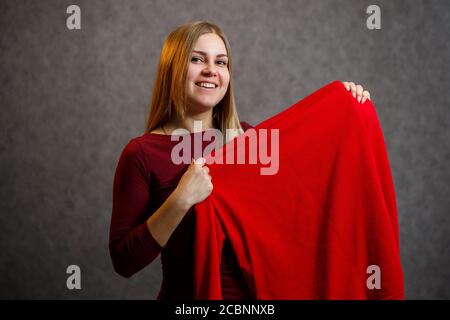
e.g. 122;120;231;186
109;121;253;300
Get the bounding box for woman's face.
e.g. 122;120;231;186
185;33;230;114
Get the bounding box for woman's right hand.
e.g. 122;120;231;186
173;157;213;209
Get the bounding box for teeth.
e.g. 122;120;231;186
196;82;216;88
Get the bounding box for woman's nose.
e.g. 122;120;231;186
202;62;218;76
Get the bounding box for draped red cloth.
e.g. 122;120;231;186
193;80;404;299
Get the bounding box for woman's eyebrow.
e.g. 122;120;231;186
192;50;228;58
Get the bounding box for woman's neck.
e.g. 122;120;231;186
168;112;215;133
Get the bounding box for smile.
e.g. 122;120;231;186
195;82;218;89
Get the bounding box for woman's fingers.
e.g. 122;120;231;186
192;157;211;180
194;157;206;166
342;81;350;91
361;90;371;104
343;81;358;98
349;82;357;98
343;81;371;104
192;157;211;179
356;84;363;103
342;81;356;97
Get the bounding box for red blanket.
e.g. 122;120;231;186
193;80;404;299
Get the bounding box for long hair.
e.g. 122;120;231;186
144;21;243;142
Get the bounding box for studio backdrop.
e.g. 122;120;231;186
0;0;449;299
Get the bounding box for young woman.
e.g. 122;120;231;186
109;20;371;300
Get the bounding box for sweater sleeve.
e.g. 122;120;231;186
109;139;163;278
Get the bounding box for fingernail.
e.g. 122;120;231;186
195;157;205;164
357;96;361;103
352;92;356;98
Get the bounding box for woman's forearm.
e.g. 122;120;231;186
146;189;192;248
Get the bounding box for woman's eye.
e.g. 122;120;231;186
191;56;227;66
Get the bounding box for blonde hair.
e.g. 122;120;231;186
145;21;243;142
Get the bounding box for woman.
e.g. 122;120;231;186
109;20;371;300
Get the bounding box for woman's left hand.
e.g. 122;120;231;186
342;81;371;104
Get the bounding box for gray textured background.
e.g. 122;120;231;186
0;0;449;299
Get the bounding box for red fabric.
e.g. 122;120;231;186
193;80;404;299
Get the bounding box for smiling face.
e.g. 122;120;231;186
185;33;230;115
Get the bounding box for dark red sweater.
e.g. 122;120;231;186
109;122;253;300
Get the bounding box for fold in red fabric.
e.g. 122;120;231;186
193;80;404;299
